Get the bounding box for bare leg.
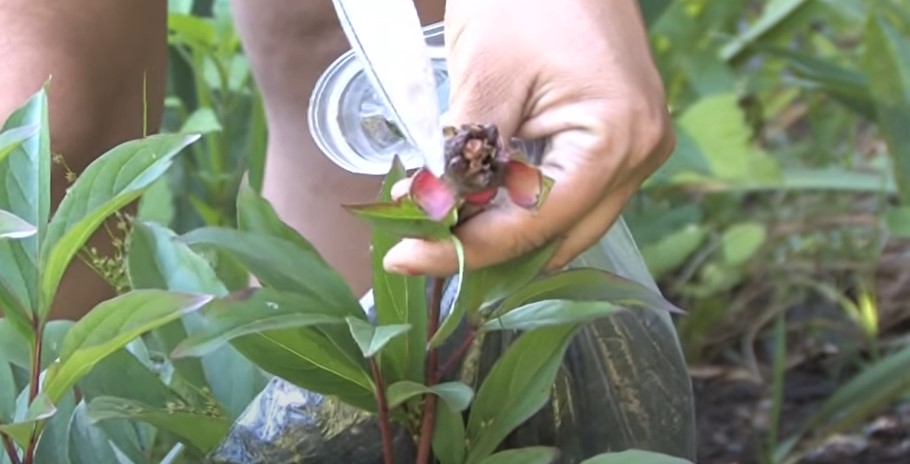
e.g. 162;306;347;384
231;0;445;297
0;0;168;319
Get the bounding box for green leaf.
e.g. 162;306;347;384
495;268;683;317
180;227;361;315
136;176;176;225
128;221;228;296
482;300;626;332
676;93;780;183
368;157;429;385
225;328;377;412
41;133;200;319
345;317;411;358
344;198;455;240
430;240;559;348
640;224;707;277
720;222;767;267
0;393;56;448
886;206;910;237
760;45;874;118
386;380;474;411
0;319;72;370
720;0;812;61
34;386;76;463
173;288;351;358
432;401;466;464
126;219;266;418
180;107;222;134
865;13;910;203
476;447;559;464
0;210;36;240
235;176;323;258
42;290;214;403
0;357;16;424
465;324;581;463
0;124;38;166
580;449;693;464
67;401;126;464
87;396;230;453
0;86;51;318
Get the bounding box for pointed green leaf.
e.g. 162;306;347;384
42;290;214;403
465;324;581;463
41;133;200;318
127;221;228;296
0;86;51;317
87;396;230;453
180;227;361;316
173;288;350;358
430;240;558;348
225;329;377;412
66;401;125;464
344;198;456;240
580;449;693;464
865;13;910;203
126;219;267;419
33;386;76;463
0;210;36;240
433;401;466;464
386;380;474;411
477;447;559;464
369;156;429;385
0;393;56;448
0;124;38;166
345;317;411;358
0;319;72;370
495;268;683;317
236;177;323;258
482;300;626;332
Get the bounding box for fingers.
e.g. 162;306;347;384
542;179;639;271
383;140;608;276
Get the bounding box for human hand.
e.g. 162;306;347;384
382;0;675;277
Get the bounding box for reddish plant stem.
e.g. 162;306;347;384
370;358;396;464
22;320;43;464
28;322;42;402
1;428;22;464
415;277;445;464
437;329;476;381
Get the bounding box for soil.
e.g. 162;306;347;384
693;363;910;464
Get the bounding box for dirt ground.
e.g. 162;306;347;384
693;365;910;464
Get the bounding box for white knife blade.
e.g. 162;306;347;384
330;0;446;177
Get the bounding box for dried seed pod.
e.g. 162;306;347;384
408;123;547;222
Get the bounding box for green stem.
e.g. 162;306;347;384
415;277;445;464
370;358;396;464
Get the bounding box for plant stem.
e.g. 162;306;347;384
437;329;476;381
416;277;445;464
22;321;43;464
0;429;21;464
28;322;42;402
370;358;396;464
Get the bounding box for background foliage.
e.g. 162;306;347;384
1;0;909;463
